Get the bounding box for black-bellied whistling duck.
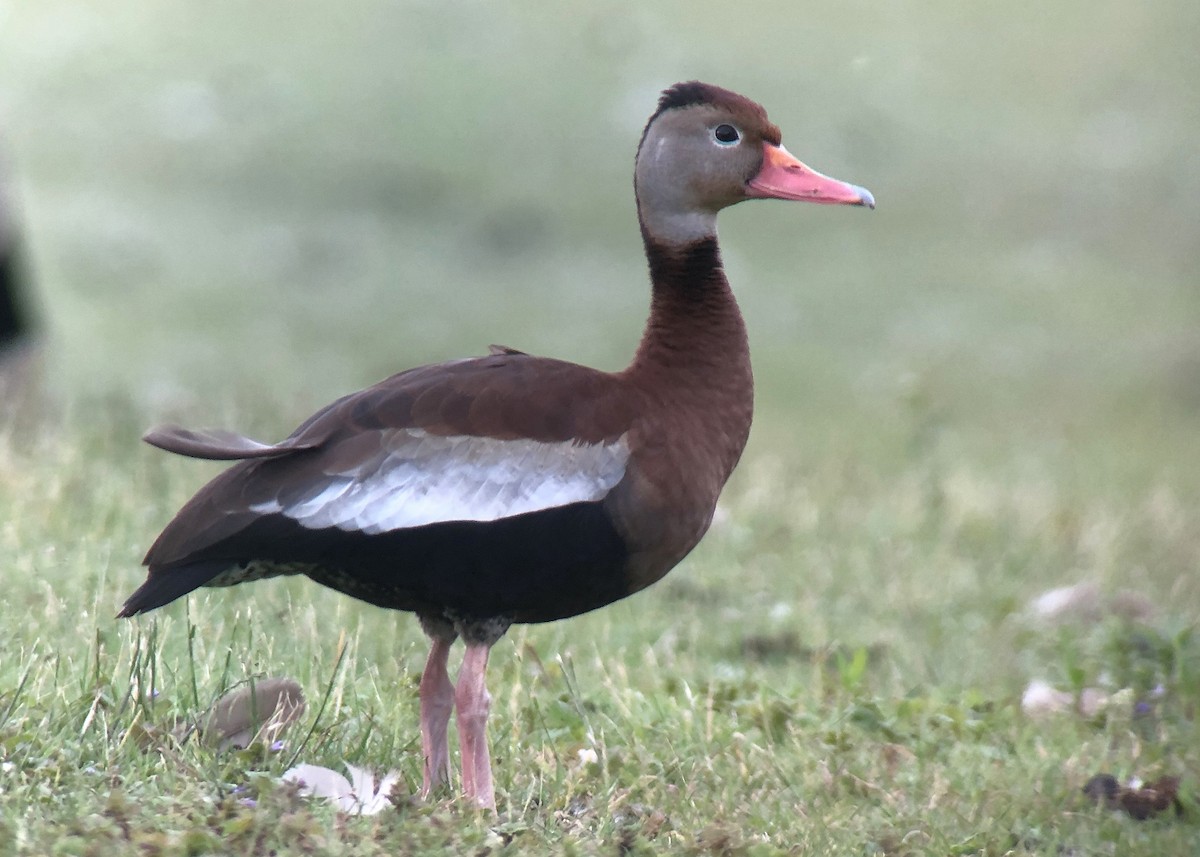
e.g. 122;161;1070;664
120;82;873;809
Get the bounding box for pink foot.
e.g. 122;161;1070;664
419;635;455;797
454;641;496;810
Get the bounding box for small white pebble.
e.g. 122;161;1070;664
1023;680;1115;718
1030;583;1100;622
1021;679;1072;717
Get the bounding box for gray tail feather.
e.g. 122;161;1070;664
142;425;318;461
117;561;231;617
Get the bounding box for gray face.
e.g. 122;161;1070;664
635;104;769;244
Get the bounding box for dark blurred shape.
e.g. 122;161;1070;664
0;157;41;417
0;249;25;350
1082;772;1121;805
0;168;32;350
740;630;803;662
1083;772;1183;820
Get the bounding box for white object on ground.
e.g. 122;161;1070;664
282;763;401;815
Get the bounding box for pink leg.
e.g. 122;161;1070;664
419;636;455;798
454;641;496;809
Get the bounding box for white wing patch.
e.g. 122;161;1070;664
251;429;630;534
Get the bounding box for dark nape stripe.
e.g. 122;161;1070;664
655;81;715;115
643;235;724;292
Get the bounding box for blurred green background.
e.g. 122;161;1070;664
1;0;1198;488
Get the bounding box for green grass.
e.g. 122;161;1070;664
2;0;1199;853
2;416;1198;854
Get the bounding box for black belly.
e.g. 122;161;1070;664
197;500;633;624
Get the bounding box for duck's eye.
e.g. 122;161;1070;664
713;124;740;145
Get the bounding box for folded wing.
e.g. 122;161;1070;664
125;352;640;618
249;428;629;534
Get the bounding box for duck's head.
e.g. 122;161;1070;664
635;81;874;244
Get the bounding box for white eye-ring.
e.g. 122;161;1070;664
713;124;741;146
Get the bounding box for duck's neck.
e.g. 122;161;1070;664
626;224;754;465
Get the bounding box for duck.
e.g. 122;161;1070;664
119;81;873;810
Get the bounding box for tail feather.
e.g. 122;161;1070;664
142;425;319;461
117;561;230;617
